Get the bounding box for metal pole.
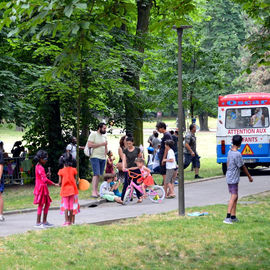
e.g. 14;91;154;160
175;25;192;216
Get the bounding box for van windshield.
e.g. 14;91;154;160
225;107;269;129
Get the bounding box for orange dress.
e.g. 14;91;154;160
141;167;154;186
58;167;80;215
58;167;78;197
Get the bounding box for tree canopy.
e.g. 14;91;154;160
0;0;268;177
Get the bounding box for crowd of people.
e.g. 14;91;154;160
0;121;205;227
0;120;254;227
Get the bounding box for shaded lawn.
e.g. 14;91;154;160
3;184;92;211
0;192;270;269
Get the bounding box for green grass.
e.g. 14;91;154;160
143;117;217;130
1;192;270;269
3;185;94;211
0;124;24;152
143;117;177;129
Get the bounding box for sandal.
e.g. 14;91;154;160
137;198;143;203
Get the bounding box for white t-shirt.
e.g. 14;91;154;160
88;131;107;160
153;150;160;170
99;181;110;197
66;143;77;159
166;149;177;169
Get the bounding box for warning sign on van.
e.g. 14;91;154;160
242;144;254;155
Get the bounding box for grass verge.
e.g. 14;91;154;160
1;192;270;269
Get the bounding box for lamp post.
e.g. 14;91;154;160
173;25;192;216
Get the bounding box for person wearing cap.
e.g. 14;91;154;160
146;146;155;172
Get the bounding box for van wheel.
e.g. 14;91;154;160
222;163;227;175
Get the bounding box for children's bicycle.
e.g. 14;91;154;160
123;170;165;204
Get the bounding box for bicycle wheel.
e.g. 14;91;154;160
123;187;132;205
148;185;165;203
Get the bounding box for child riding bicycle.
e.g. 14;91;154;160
128;158;155;199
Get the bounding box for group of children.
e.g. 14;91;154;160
33;148;157;227
26;133;255;227
33;150;80;228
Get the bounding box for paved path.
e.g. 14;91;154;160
1;173;269;237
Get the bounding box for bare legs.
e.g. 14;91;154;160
227;194;238;216
0;193;3;215
92;175;100;197
114;197;123;204
65;209;74;224
36;203;50;224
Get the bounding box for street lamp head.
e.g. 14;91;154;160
172;25;193;30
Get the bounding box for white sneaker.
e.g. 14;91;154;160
0;215;5;221
34;223;44;228
223;218;233;224
43;222;54;228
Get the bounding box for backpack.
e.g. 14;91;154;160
84;132;95;157
84;141;92;157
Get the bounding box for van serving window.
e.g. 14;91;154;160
225;107;269;129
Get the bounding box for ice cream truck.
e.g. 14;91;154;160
217;92;270;174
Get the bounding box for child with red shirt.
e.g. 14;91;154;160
33;150;58;228
58;153;80;226
105;150;115;173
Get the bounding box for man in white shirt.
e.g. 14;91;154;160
88;123;108;197
66;137;77;160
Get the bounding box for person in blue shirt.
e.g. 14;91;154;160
110;174;122;197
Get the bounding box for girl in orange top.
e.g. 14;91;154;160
58;153;79;226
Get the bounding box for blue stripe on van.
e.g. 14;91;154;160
217;143;270;163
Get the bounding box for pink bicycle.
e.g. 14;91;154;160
123;170;165;204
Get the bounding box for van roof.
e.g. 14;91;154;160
219;92;270;107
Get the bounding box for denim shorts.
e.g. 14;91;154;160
184;153;200;169
0;177;4;193
228;183;238;195
90;158;106;176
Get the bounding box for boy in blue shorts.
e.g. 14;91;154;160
223;135;253;224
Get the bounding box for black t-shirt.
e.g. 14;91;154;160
123;147;140;168
12;146;24;158
159;132;173;159
0;151;4;165
172;135;178;153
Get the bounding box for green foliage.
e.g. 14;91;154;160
232;0;270;66
142;0;247;121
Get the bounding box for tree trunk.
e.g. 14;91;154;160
198;112;209;131
125;0;152;146
47;98;64;179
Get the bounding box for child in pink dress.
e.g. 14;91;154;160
134;158;154;199
33;150;58;228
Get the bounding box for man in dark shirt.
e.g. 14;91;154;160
169;130;178;162
156;122;173;183
0;141;5;221
184;124;203;179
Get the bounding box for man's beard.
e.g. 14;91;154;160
100;130;106;134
